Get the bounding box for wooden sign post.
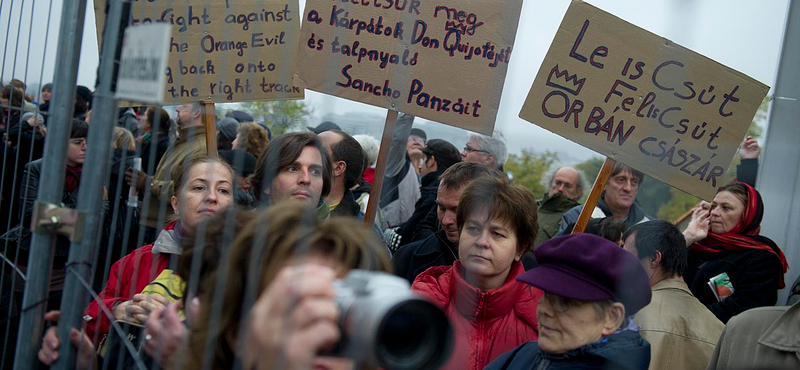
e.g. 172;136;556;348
203;102;218;157
520;1;769;206
571;158;616;234
364;111;399;226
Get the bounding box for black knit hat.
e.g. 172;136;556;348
421;139;461;170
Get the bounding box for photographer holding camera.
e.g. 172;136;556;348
187;201;452;370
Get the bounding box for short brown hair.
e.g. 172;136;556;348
328;130;365;189
145;106;171;134
186;201;392;369
439;162;505;191
236;122;269;158
251;132;332;204
1;85;26;109
456;177;539;256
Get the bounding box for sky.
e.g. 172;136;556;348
1;0;791;163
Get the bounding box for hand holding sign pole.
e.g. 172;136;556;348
520;0;769;219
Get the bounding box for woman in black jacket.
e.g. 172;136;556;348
683;182;789;323
137;106;171;176
14;119;88;309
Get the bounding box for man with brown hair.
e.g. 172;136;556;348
317;129;365;218
250;132;332;216
393;162;536;283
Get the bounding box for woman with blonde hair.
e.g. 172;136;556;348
84;156;235;342
112;126;136;151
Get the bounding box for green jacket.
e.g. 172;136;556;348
534;192;579;248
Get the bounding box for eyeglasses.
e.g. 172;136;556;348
541;292;587;313
463;145;490;154
408;136;426;145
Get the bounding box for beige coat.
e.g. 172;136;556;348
706;301;800;370
635;279;724;370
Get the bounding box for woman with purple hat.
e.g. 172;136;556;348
485;233;653;370
412;177;543;370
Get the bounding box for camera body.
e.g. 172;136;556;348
331;270;453;370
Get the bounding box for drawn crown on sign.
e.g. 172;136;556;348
545;64;586;96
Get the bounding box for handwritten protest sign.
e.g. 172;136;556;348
295;0;523;135
519;1;769;200
94;0;303;104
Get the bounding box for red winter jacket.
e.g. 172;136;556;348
412;261;542;370
83;221;179;343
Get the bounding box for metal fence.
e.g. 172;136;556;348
3;0;798;369
1;1;443;369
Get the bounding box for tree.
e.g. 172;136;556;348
505;150;559;197
239;100;311;136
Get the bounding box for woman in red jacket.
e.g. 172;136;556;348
412;176;543;370
83;156;235;343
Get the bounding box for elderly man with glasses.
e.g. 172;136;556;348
461;131;508;171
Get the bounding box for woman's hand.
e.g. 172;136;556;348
37;311;97;369
740;136;761;160
243;265;341;370
143;301;187;367
125;168;149;191
113;294;167;324
683;206;710;246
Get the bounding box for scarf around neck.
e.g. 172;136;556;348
690;182;789;288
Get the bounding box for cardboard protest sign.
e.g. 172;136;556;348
295;0;523;135
94;0;303;104
116;24;172;104
519;1;769;200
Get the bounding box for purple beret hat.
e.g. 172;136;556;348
517;233;652;315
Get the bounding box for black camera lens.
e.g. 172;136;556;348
375;299;453;370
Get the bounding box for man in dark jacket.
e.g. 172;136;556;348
318;129;365;218
557;162;652;236
384;139;461;252
535;166;585;247
393;163;536;283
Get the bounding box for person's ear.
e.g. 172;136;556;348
514;247;524;262
335;160;346;178
171;195;179;215
651;251;662;270
484;154;496;167
427;156;437;171
601;302;626;335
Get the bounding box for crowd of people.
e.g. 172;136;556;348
0;79;799;370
